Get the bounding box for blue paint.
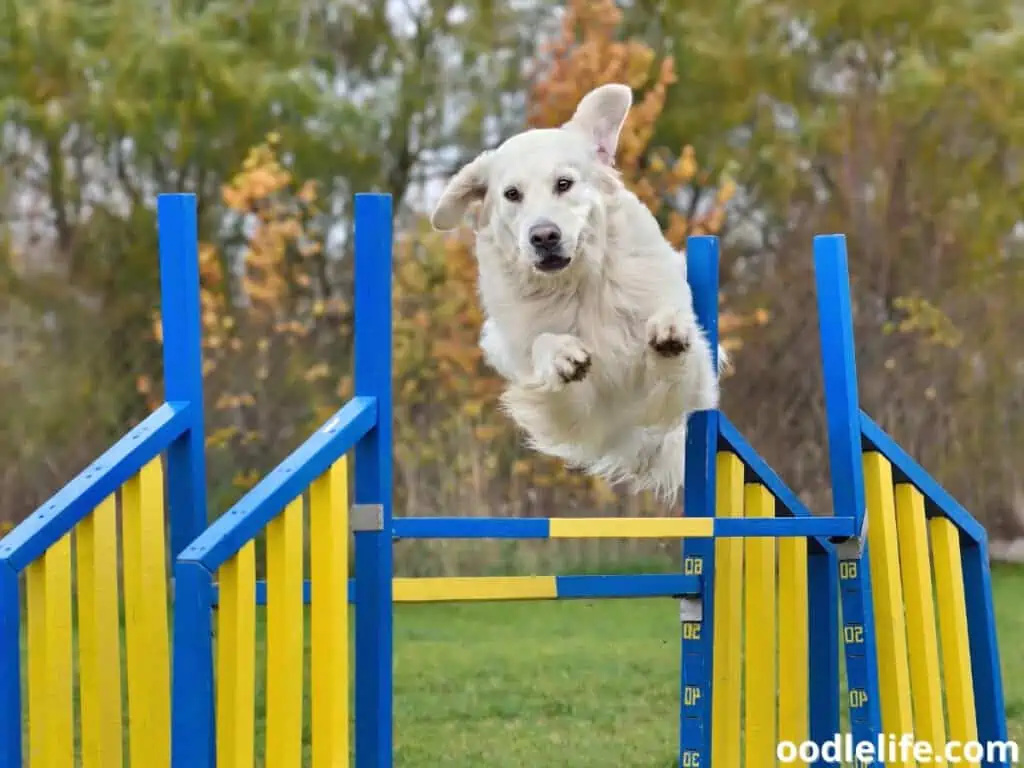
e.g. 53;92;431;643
554;574;700;599
714;516;855;539
962;539;1010;767
0;403;190;572
678;235;719;768
392;517;551;539
813;234;884;758
0;563;21;767
808;548;840;766
352;193;395;768
157;194;209;559
859;412;986;543
171;561;215;768
180;396;376;571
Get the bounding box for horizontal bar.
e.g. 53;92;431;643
392;517;714;539
180;397;377;570
391;516;854;540
859;412;986;544
208;573;703;605
713;517;856;538
0;402;192;572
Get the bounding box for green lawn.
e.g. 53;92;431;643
249;563;1024;767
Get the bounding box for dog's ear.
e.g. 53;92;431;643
430;151;493;231
564;84;632;165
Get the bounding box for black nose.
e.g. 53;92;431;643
529;220;562;251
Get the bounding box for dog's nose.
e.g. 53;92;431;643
529;220;562;251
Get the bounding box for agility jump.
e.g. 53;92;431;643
0;192;1009;767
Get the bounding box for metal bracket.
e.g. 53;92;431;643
351;504;384;532
679;595;703;623
833;512;869;559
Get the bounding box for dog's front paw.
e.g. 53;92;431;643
533;334;592;387
646;309;692;358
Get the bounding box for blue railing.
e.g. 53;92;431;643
170;193;394;768
0;193;208;766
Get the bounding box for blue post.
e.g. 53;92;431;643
170;561;216;768
814;235;866;535
813;235;884;754
808;546;840;765
353;193;395;768
0;562;20;767
678;235;720;768
157;193;208;558
962;539;1010;767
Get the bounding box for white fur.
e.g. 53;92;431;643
431;84;725;503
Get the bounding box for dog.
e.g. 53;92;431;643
430;83;724;503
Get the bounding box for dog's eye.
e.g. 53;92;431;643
503;187;522;202
555;177;574;194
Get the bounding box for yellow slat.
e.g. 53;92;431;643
931;516;979;767
310;458;349;768
216;541;256;768
863;452;915;767
743;483;776;768
26;559;46;767
26;534;74;768
547;517;714;538
711;452;744;768
76;495;124;768
895;484;947;757
779;534;809;764
121;460;171;768
266;498;305;768
393;576;557;602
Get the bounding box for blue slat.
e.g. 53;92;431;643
0;562;20;767
679;235;719;768
353;193;395;768
555;574;700;599
814;234;867;534
714;516;856;538
808;548;840;765
0;402;191;572
859;412;986;543
158;193;209;559
962;539;1010;767
171;561;216;768
178;396;377;571
392;517;551;539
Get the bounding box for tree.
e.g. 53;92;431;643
617;0;1024;525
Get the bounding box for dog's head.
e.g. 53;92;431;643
430;84;631;276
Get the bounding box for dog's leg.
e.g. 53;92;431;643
528;333;591;391
645;307;720;414
646;306;695;358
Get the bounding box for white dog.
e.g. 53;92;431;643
430;84;724;503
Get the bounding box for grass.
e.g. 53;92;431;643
243;563;1024;766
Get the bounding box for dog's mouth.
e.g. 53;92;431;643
534;253;572;273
